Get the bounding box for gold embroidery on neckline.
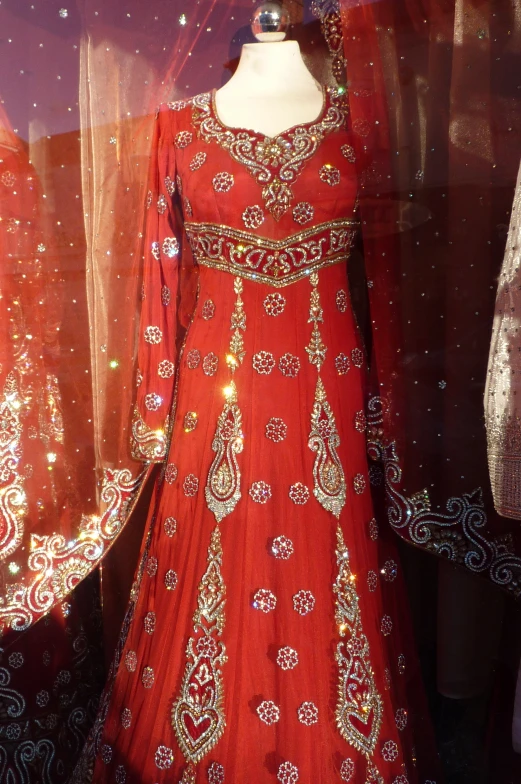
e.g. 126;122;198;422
191;88;348;221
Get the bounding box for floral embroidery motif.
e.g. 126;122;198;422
121;708;132;729
368;519;378;540
289;482;310;505
353;118;371;138
353;474;366;494
125;651;137;672
164;517;177;537
142;666;155;688
381;615;393;636
279;353;300;377
212;172;234;193
146;189;153;209
144;393;162;412
144;326;162;344
176;131;193;148
395;708;408;730
163;236;180;257
293;201;314;225
229;277;246;366
257;700;280;725
277;761;299;784
341;144;356;163
308;377;346;518
335;353;350;375
183;474;199;496
193;88;347;220
165;464;178;484
266;417;287;442
184;196;193;217
157;195;167;214
271;535;294;560
242;205;264;229
305;273;327;369
336;289;349;312
381;740;399;762
249;481;272;503
101;745;112;764
146;556;158;577
351;348;364;368
186;349;201;369
144;611;156;634
158;359;175;378
161;285;171;306
172;527;227;764
264;292;286;316
297;701;318;725
190;151;207;170
367;571;378;592
208;762;225;784
151;241;160;260
397;654;406;674
354;411;366;432
165;175;176;195
155;745;175;769
115;764;126;782
202;299;215;320
203;352;219;376
253;589;277;613
334;525;383;760
165;570;178;590
176;174;183;193
293;590;315;616
205;381;243;522
183;411;198;432
340;759;355;781
319;164;341;186
253;351;275;375
381;560;398;582
277;646;298;670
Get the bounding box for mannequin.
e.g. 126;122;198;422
214;40;324;138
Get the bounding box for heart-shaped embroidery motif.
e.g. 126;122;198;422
173;700;224;764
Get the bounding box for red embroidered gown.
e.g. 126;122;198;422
88;87;430;784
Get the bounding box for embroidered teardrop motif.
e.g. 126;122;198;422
205;381;243;523
171;526;227;764
308;377;346;518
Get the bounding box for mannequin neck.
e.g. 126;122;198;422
226;41;318;96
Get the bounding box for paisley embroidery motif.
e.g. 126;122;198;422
308;377;346;518
130;407;168;461
172;526;227;764
205;381;243;522
192;88;347;220
334;525;383;760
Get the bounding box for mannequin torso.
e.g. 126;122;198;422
214;41;323;138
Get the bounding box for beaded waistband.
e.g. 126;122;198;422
184;219;358;287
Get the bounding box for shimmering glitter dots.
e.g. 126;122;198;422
164;175;176;195
201;299;215;320
319;164;340;186
183;411;198;432
353;474;366;494
100;745;112;764
395;708;408;730
289;482;310;505
157;194;167;214
397;653;406;674
183;474;199;496
115;765;126;784
367;571;378;592
146;557;158;577
151;241;160;260
253;351;275;375
381;559;398;582
162;237;179;257
155;745;174;769
242;205;264;229
292;201;314;225
144;393;162;411
144;326;162;344
279;353;300;377
265;417;287;442
146;189;153;209
257;700;280;725
353;118;371;138
121;708;132;729
144;611;156;634
203;352;219;376
293;590;315;616
297;701;318;725
368;518;378;540
164;570;178;590
272;535;294;560
186;349;201;369
354;411;366;432
161;286;171;306
381;740;399;763
335;353;350;375
175;131;193;148
336;289;349;312
164;517;177;537
276;647;298;671
212;172;234;192
277;761;299;784
392;777;409;784
264;292;286;316
141;666;154;688
249;481;272;503
253;588;277;613
189;152;207;171
352;348;364;368
125;651;137;672
165;464;178;484
340;758;355;781
208;762;225;784
158;360;175;379
341;144;356;163
381;615;393;636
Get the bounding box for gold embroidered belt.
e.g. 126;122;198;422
184;219;358;287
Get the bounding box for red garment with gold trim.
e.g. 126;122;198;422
86;88;438;784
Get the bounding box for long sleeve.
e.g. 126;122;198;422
131;106;181;462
